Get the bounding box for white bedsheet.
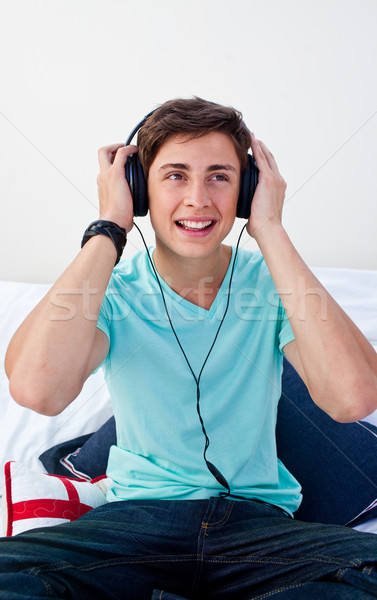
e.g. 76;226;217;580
312;267;377;349
312;267;377;426
0;281;113;494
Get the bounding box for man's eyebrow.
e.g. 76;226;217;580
207;164;237;172
159;163;189;171
158;163;237;172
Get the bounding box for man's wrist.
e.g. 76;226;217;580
98;211;133;233
252;221;286;247
81;220;127;266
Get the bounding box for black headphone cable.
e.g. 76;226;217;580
133;220;247;496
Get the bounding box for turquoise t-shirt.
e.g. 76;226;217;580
96;246;302;516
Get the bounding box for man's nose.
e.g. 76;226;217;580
183;179;211;209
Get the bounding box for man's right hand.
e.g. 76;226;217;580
97;144;138;232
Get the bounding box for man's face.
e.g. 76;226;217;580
147;131;241;262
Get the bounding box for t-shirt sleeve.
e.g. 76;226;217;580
92;294;112;374
278;300;295;353
96;294;111;342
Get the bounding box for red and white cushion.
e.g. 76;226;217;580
3;461;108;536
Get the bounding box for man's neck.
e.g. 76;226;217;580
152;244;232;310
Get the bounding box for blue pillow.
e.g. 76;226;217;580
39;417;116;480
40;360;377;525
276;359;377;525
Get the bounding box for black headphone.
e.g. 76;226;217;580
124;111;259;219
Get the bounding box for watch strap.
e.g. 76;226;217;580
81;220;127;266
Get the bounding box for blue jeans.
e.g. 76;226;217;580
1;497;377;599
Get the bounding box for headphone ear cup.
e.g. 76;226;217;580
124;154;149;217
237;154;259;219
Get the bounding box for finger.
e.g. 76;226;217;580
112;144;138;165
258;140;281;175
97;143;138;169
98;143;124;169
111;145;139;179
250;133;270;170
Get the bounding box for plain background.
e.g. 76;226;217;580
0;0;376;283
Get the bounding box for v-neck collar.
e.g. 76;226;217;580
147;246;236;320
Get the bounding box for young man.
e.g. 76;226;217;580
3;97;377;599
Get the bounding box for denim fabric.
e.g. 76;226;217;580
1;497;377;599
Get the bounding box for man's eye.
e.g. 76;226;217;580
211;174;228;181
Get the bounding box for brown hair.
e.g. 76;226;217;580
137;97;251;175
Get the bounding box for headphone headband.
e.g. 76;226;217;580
125;109;156;147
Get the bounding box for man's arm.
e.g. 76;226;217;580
248;134;377;423
5;143;137;416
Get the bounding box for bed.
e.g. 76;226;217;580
1;267;377;536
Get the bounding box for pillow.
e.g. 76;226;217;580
39;417;116;480
3;461;108;536
348;498;377;529
39;361;377;527
276;359;377;526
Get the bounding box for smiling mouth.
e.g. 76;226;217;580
176;220;214;231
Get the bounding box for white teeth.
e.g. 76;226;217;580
177;220;213;230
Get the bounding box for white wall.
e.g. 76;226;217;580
0;0;376;283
